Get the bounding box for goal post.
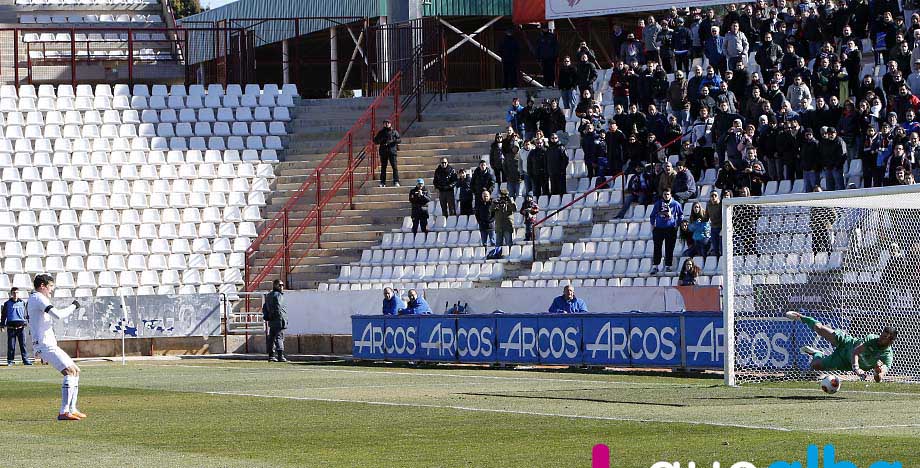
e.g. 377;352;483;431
722;185;920;386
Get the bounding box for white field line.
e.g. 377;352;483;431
145;364;706;388
203;390;796;432
147;364;920;396
818;423;920;431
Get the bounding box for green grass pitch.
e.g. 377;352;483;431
0;360;917;467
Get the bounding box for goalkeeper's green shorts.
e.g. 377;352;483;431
815;330;860;371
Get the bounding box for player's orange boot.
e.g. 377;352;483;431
57;412;81;421
72;411;87;419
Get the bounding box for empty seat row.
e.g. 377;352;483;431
0;135;285;152
2;252;245;274
2;178;266;197
732;251;844;275
23;32;168;43
0;150;278;168
0;121;286;139
0;160;274;180
503;275;724;288
21;14;163;23
0;98;292;119
0;238;251;259
398;208;592;233
0;83;298;100
0;169;270;189
0;206;261;226
379;229;527;249
29;50;172;61
0;191;266;210
50;269;237;291
17;0;159;6
358;245;533;266
337;262;504;283
0;108;287;126
0;221;258;243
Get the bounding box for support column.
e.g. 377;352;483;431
282;39;290;84
330;27;339;99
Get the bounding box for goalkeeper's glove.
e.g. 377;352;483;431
72;300;81;309
853;364;867;380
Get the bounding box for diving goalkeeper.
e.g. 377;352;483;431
785;311;896;382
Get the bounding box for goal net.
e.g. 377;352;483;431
723;185;920;385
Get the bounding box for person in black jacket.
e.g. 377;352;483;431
457;169;474;216
800;128;822;192
489;133;505;187
819;127;847;191
471;160;496;205
575;53;598;92
373;119;401;187
433;158;458;217
262;279;288;362
408;179;431;234
536;28;559;87
539;99;566;136
499;29;520;89
606;120;627;176
545;134;568;195
528;138;550;197
475;190;495;246
519;98;540;140
558;56;578;109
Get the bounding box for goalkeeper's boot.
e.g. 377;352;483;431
785;311;804;322
57;412;81;421
800;345;820;356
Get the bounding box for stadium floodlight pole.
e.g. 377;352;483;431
119;295;128;366
721;183;920;386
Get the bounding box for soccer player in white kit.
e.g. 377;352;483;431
27;274;85;421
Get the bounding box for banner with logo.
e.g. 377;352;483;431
545;0;737;20
288;286;720;335
352;311;726;368
49;294;222;340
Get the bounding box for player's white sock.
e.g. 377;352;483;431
61;375;76;414
69;376;79;414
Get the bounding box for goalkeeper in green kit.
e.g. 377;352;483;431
785;311;897;382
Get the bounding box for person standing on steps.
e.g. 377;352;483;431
409;178;432;234
374;119;401;187
262;279;288;362
433;158;458;217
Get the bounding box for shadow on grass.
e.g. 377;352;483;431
456;391;689;407
693;395;845;402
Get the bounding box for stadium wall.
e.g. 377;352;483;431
284;286;721;334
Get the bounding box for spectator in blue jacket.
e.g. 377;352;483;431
399;289;432;315
548;285;589;314
649;189;683;275
381;287;406;316
505;97;524;134
1;287;31;366
704;26;726;73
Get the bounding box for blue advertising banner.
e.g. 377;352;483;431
383;317;419;360
456;317;497;363
582;316;631;366
495;316;541;363
418;317;457;361
352;312;725;369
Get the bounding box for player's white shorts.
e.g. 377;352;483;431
34;344;75;372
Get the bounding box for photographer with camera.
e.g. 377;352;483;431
491;188;517;255
520;194;540;241
408;179;432;234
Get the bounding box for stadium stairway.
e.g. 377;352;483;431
247;88;562;290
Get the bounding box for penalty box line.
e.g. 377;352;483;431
203;390;796;432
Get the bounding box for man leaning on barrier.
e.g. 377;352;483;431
548;285;589;314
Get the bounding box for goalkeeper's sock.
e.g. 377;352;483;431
68;376;79;414
61;375;76;414
800;315;821;330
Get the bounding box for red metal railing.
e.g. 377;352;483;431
531;129;690;245
243;72;403;291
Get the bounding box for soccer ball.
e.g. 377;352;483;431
820;375;841;394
